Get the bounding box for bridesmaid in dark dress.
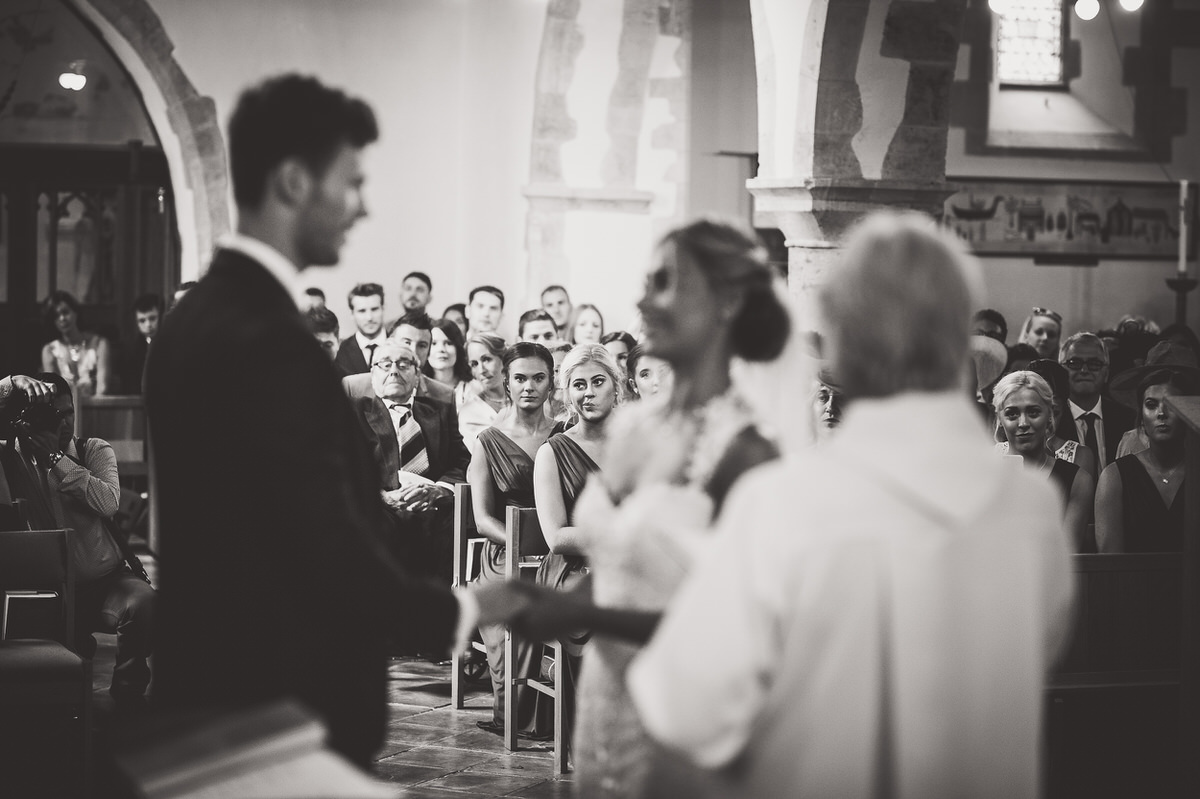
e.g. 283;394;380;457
467;342;557;734
1097;367;1198;552
532;344;622;752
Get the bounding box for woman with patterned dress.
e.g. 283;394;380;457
467;341;556;736
994;370;1096;552
40;291;113;399
495;218;793;797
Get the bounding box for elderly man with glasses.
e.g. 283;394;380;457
1059;331;1136;467
350;339;470;582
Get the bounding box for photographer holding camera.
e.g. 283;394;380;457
0;372;154;707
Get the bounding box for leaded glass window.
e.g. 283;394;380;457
994;0;1065;86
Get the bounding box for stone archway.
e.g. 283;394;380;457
65;0;229;280
747;0;970;313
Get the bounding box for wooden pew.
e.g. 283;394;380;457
1046;554;1182;797
1043;394;1200;797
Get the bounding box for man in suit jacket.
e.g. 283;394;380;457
120;293;162;393
333;282;386;377
144;75;508;768
342;311;455;404
1059;331;1136;467
351;340;469;581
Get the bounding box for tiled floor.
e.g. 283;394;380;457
92;637;571;798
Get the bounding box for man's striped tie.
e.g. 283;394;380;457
390;403;430;476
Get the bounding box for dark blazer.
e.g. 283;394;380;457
333;334;372;377
1061;394;1137;466
144;248;457;767
351;393;470;489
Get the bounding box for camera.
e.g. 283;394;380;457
12;402;62;438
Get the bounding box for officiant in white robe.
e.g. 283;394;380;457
627;213;1076;799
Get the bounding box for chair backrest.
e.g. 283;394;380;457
453;483;475;588
0;529;74;644
504;507;548;580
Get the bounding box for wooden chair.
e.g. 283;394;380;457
503;507;568;774
0;529;92;796
450;483;488;709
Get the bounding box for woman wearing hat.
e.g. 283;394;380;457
1113;340;1200;459
1096;346;1200;552
993;370;1095;551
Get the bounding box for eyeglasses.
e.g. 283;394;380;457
1031;307;1063;325
372;358;418;373
1063;358;1106;372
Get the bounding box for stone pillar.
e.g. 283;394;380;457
522;0;689;325
748;0;969;327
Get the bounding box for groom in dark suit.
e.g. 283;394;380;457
144;74;511;767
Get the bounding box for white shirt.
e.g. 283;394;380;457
1069;398;1105;458
628;392;1075;799
217;232;300;301
355;330;385;368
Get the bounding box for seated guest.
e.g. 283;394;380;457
0;372;154;705
812;371;844;441
467;342;557;737
600;331;637;376
518;309;559;344
1005;342;1039;375
304;306;341;361
1159;323;1200;360
1114;341;1200;458
41;290;114;398
1018;307;1062;361
400;271;432;314
349;340;469;581
1020;359;1099;479
547;341;573;425
122;292;163;393
541;284;573;336
459;333;509;451
467;285;505;335
533;344;622;742
342;311;454;405
973;308;1007;344
443;302;468;339
425;317;473;407
302;287;326;311
1059;331;1134;468
1096;360;1199;553
568;303;604;345
333;282;386;377
625;344;673;399
994;370;1096;552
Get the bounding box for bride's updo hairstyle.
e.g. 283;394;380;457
659;218;790;363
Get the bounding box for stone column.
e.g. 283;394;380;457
748;0;969;325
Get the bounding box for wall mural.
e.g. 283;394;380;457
941;179;1196;260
